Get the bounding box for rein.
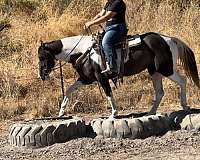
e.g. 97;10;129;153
53;35;84;101
55;27;93;70
64;35;85;60
52;28;94;72
51;32;87;101
59;61;65;99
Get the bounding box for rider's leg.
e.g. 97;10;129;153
102;24;126;74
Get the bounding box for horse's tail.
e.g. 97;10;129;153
172;37;200;88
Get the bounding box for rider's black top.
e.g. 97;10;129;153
104;0;126;27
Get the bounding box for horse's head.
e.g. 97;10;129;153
38;42;56;81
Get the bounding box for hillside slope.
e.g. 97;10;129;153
0;0;200;120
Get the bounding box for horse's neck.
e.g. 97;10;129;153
61;36;93;53
57;35;93;62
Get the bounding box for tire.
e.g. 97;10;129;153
91;114;169;139
180;114;200;131
9;117;86;148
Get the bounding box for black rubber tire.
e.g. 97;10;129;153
9;117;86;148
91;114;170;139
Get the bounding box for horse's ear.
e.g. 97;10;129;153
40;40;49;49
40;40;44;47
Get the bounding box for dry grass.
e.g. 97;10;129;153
0;0;200;120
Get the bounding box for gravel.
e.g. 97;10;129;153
1;127;200;160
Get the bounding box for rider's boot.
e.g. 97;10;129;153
101;62;111;74
101;61;118;74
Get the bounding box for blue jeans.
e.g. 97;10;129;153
102;23;127;69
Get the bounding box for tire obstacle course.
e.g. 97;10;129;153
91;114;170;139
8;110;200;148
9;116;87;148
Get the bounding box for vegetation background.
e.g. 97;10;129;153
0;0;200;120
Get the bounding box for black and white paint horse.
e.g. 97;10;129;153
38;32;200;118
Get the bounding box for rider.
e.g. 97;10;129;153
85;0;127;74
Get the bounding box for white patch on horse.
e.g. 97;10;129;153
161;35;178;68
107;94;118;119
90;49;102;66
57;36;93;62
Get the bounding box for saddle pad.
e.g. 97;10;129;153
128;34;141;47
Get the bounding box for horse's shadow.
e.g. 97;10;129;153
99;112;148;119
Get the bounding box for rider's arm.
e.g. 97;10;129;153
92;9;106;21
89;11;116;26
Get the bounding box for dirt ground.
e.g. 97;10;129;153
1;113;200;160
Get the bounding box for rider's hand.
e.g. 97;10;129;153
84;21;93;30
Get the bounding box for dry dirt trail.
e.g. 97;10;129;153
1;111;200;160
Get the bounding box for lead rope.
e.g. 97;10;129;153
58;26;105;102
59;61;65;99
57;29;88;102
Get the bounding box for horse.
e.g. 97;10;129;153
38;32;200;119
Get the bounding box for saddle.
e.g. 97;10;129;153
93;31;142;80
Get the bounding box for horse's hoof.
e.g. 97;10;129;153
112;110;118;117
58;109;65;117
58;114;64;117
108;110;118;119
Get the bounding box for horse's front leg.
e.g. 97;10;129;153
107;92;118;119
97;76;118;119
59;80;83;117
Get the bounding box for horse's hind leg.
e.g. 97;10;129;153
149;72;164;115
168;71;190;111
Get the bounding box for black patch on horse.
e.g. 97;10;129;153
44;40;63;55
142;32;173;77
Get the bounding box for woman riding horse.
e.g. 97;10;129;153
85;0;127;74
38;32;200;119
